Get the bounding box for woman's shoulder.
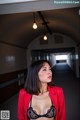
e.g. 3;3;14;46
19;88;30;97
53;86;63;91
48;85;64;94
18;89;32;109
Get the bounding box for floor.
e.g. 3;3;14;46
53;63;80;120
0;63;80;120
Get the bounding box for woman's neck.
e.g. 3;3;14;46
40;83;48;95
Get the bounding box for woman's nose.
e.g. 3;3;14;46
48;70;52;74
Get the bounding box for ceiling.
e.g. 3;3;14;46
0;0;80;49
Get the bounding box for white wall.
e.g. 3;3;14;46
0;43;27;74
67;52;73;68
50;54;56;67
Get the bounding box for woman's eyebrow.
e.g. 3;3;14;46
42;66;47;68
42;66;51;68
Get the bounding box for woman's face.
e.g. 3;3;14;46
38;62;52;84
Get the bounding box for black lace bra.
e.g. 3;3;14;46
27;96;56;119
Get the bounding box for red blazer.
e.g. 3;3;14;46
18;86;66;120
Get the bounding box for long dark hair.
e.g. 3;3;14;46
24;60;54;95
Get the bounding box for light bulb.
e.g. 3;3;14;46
43;35;47;40
33;22;38;29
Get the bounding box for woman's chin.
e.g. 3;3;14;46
47;79;52;82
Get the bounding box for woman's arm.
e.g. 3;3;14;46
58;88;66;120
18;89;25;120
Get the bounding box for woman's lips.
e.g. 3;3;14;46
48;76;52;79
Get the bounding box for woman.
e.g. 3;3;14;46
18;60;66;120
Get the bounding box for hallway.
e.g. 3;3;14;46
0;2;80;120
52;63;80;120
0;63;80;120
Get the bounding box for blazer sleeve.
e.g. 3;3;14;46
58;88;66;120
18;89;25;120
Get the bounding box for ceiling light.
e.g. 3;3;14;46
33;21;38;29
33;12;38;29
43;34;48;40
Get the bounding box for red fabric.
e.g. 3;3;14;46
18;86;66;120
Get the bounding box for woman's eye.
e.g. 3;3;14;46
49;68;52;71
42;68;52;71
43;69;46;71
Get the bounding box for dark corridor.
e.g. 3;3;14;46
52;63;80;120
0;63;80;120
